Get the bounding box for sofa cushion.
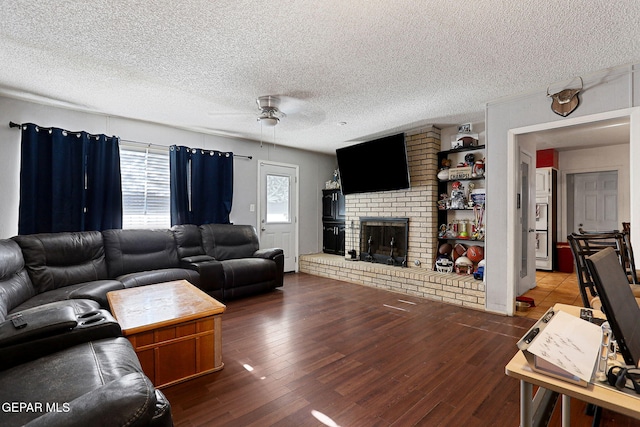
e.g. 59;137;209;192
0;239;36;321
12;231;109;294
103;229;180;278
172;224;207;259
200;224;260;260
0;337;156;426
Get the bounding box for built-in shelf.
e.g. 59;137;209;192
439;144;485;155
439;176;485;183
436;143;486;265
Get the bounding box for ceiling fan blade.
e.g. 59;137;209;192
207;111;254;117
277;95;306;114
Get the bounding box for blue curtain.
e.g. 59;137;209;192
18;123;122;234
169;145;192;225
84;134;123;231
170;145;234;226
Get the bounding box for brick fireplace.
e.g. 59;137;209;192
300;126;485;310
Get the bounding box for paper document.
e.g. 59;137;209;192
526;310;602;383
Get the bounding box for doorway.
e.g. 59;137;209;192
258;161;299;272
506;108;636;315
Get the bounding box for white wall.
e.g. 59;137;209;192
0;96;337;257
485;63;640;314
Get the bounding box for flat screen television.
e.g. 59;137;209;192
336;133;410;195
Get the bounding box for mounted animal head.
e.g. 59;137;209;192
547;77;583;117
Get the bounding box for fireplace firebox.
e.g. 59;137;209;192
359;217;409;266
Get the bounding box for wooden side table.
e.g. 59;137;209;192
107;280;226;388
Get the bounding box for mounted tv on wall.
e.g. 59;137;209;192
336;133;410;195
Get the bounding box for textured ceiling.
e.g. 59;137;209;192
0;1;639;154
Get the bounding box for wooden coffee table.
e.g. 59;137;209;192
107;280;226;389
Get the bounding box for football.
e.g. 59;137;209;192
438;243;453;256
467;245;485;263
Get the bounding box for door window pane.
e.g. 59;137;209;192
266;174;290;223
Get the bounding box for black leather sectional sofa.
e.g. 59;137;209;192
0;224;284;426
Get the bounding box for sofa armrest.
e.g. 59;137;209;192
180;259;225;300
25;372;158;427
181;254;216;263
253;248;285;288
0;304;121;369
0;306;78;347
253;248;284;260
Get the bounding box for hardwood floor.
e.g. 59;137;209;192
163;272;640;427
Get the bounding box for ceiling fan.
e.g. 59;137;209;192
206;94;315;131
256;95;286;127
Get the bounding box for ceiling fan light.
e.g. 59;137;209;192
259;116;279;127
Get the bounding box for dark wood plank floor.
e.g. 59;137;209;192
163;273;640;427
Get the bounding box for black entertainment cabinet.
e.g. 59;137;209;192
322;189;345;255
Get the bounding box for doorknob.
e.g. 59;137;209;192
528;229;536;233
261;227;266;231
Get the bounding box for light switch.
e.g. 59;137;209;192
249;204;255;212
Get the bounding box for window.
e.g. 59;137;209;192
266;174;291;223
120;144;170;229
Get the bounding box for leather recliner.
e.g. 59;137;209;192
0;337;172;427
0;239;172;426
171;224;225;300
199;224;284;300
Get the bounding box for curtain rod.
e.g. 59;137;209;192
120;138;252;160
9;122;253;160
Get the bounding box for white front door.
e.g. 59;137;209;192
518;150;537;295
572;171;618;233
258;161;298;272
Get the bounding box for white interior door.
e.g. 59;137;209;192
518;150;537;295
258;161;298;272
572;171;618;233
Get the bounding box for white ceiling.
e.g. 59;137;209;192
518;117;630;150
1;1;639;154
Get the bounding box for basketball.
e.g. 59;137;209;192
467;245;485;263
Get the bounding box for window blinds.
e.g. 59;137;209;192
120;144;170;229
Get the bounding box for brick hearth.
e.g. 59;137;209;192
299;253;485;310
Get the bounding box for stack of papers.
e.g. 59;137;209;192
518;310;603;386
